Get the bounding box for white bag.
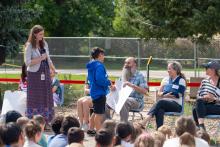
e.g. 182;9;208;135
1;90;27;116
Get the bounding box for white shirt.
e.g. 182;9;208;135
163;137;209;147
23;140;42;147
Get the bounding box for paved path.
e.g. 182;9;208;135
0;68;206;79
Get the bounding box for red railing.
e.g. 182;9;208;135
0;78;201;87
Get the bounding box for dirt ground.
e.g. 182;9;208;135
55;92;220;146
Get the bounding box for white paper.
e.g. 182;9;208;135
115;85;133;114
106;79;122;110
1;90;27;116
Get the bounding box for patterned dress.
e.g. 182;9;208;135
26;54;54;122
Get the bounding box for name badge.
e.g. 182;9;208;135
41;73;45;81
172;84;179;89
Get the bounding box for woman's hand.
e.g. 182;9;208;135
203;93;216;103
123;81;134;88
41;53;47;61
163;92;176;98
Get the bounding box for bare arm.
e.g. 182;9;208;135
124;81;148;95
84;84;90;95
157;84;176;99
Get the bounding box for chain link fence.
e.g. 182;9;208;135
4;37;220;77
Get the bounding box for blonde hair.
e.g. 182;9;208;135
131;123;144;143
158;125;172;139
134;133;154;147
24;121;41;140
153;131;165;147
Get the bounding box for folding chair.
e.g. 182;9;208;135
164;96;185;125
129;103;144;121
110;103;145;121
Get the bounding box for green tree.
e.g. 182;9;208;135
0;0;40;58
28;0;115;37
113;0;220;40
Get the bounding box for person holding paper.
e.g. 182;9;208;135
118;57;148;122
192;61;220;131
86;47;112;132
140;61;186;129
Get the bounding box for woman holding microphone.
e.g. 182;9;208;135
24;25;56;122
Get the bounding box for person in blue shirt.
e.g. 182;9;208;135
48;116;80;147
140;61;186;129
86;47;112;132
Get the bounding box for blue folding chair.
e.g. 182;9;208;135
110;103;145;121
164;96;185;125
129;103;144;121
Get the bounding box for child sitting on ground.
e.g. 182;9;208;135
158;125;172;139
23;121;42;147
67;127;85;147
95;128;115;147
33;115;47;147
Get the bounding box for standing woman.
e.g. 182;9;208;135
24;25;56;122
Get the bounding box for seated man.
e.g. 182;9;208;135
111;57;148;122
77;78;94;132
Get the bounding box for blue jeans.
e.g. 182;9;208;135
192;98;220;126
148;99;182;129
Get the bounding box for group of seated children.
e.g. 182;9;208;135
0;110;211;147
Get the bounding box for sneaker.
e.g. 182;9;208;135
87;129;96;136
82;123;89;131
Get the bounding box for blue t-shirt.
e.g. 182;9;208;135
48;134;67;147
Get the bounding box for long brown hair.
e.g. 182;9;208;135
26;25;44;49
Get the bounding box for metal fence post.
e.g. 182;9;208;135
137;39;140;69
88;38;91;58
194;42;198;77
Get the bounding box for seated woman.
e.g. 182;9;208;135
192;61;220;131
77;79;93;132
140;61;186;129
18;63;27;92
50;70;62;106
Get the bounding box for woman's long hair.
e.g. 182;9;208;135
26;25;44;49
